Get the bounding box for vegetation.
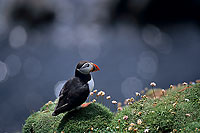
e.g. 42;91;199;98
23;102;113;133
111;83;200;132
23;83;200;132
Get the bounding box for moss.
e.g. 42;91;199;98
111;83;200;132
23;102;113;133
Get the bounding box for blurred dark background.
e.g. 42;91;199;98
0;0;200;132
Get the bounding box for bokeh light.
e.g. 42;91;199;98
121;77;143;98
5;54;21;77
137;51;158;79
9;25;27;49
142;24;173;54
54;80;66;98
0;61;8;82
142;24;162;46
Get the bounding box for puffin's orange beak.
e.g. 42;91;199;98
90;63;100;72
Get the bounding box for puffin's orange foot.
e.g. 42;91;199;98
179;86;192;92
81;102;92;108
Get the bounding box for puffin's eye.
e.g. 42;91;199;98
85;64;89;67
82;63;89;68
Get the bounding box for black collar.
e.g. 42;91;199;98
75;70;91;83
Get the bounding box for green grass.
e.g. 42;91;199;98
111;83;200;132
23;102;113;133
23;83;200;132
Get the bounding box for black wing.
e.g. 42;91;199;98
52;77;89;116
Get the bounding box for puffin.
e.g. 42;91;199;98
52;61;100;116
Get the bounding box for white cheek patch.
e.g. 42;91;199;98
88;76;94;91
78;63;92;74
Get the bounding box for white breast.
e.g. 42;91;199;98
87;76;94;91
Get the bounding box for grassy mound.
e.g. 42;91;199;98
23;102;113;133
23;83;200;132
111;83;200;132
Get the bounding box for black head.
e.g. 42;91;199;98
76;61;89;70
75;61;100;83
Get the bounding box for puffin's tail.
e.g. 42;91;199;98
52;111;58;116
52;103;70;116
